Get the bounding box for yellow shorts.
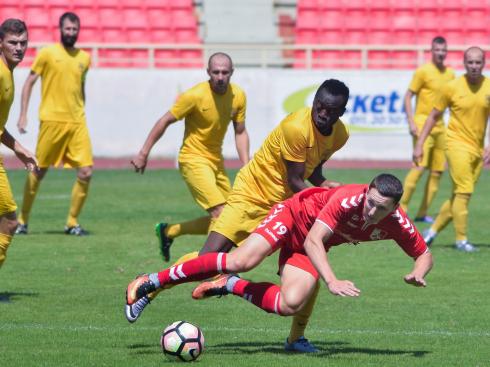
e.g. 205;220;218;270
446;147;483;194
0;158;17;216
212;193;270;246
414;116;446;171
37;121;93;168
179;157;231;211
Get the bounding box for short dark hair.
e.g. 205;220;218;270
0;18;27;39
432;36;446;45
314;79;350;106
59;12;80;28
368;173;403;204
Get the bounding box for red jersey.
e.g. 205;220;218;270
282;184;427;258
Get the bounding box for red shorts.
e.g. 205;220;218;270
253;203;319;280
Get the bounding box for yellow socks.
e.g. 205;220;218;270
19;172;40;225
288;281;320;343
165;216;211;239
452;194;470;242
432;199;453;233
0;232;12;268
400;168;424;212
416;172;441;218
67;178;90;227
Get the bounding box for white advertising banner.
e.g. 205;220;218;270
3;68;456;161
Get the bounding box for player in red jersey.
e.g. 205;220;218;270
126;174;432;319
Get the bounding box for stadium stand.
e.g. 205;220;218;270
294;0;490;69
0;0;203;68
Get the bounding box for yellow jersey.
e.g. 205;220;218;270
0;60;14;139
233;107;349;208
31;43;90;124
435;75;490;156
409;62;455;130
170;81;246;165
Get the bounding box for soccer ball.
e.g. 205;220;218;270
160;321;205;362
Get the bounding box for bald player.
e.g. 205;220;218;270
401;37;455;222
414;47;490;252
131;52;250;261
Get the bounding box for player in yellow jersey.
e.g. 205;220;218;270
414;47;490;252
131;52;249;261
0;19;38;269
126;79;350;353
401;37;455;223
15;12;92;236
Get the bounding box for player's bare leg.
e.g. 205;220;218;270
280;265;320;352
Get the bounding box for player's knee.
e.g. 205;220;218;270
280;291;305;315
226;254;253;273
7;218;18;235
77;167;93;181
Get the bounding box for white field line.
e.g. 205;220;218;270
0;323;489;338
14;194;70;201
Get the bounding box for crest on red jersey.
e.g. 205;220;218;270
370;228;388;241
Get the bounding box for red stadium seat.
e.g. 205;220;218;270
0;6;24;20
147;9;171;28
123;9;148;29
370;9;392;30
345;30;367;44
465;30;490;45
319;9;344;29
78;28;100;43
98;8;122;28
170;0;193;10
298;0;319;11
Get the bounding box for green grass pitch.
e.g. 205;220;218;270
1;168;489;366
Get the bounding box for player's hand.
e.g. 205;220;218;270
412;144;423;166
483;146;490;165
130;152;148;174
17;115;28;134
404;273;426;287
14;146;38;172
409;123;418;137
327;279;360;297
321;180;342;188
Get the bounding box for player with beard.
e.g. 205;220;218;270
15;12;93;236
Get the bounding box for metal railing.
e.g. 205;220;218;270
25;42;474;69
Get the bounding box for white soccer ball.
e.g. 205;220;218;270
160;321;205;362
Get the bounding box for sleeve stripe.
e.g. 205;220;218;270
315;219;333;233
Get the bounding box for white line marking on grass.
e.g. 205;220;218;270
1;323;489;338
14;194;70;201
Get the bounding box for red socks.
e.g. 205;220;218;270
232;279;283;315
157;252;227;286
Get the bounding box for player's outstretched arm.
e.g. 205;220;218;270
1;129;38;172
17;71;39;134
131;111;177;174
413;108;442;166
232;121;250;165
403;251;433;287
304;221;360;297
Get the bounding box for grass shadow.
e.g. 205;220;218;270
209;340;430;358
0;291;39;303
127;343;161;355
